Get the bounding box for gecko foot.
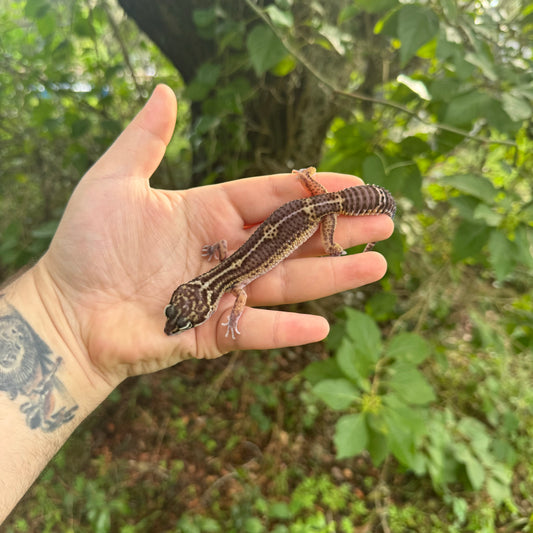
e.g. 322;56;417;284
221;315;241;340
202;240;228;262
326;243;347;256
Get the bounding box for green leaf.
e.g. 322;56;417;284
514;225;533;269
444;91;501;128
397;5;439;65
466;456;485;491
336;337;360;382
488;230;516;281
386;333;430;364
386;364;435;405
344;309;383;363
197;63;222;86
24;0;49;19
397;136;431;158
451;221;491;262
312;379;359;410
334;413;368;459
246;24;287;75
336;337;372;384
452;442;485;490
449;196;483;223
192;8;216;28
444;90;488;124
397;74;431;100
73;14;94;38
362;154;387;185
184;63;222;101
473;203;503;227
387;163;424;208
365;291;397;322
366;426;389;466
485;463;512;502
456;417;491;453
429;77;460;101
317;24;350;55
265;5;294;29
502;92;532;122
37;11;57;38
464;50;498;82
444;174;498;203
302;357;343;386
270;55;297;77
381;402;426;467
267;501;293;520
486;477;512;503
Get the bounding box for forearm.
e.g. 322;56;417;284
0;262;113;524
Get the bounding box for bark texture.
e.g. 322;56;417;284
118;0;384;182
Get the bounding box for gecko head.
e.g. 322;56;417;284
163;283;212;336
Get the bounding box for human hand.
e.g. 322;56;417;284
35;84;393;387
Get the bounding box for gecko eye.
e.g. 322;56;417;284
164;305;177;319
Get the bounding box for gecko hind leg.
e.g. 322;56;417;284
293;167;345;256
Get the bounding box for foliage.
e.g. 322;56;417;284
2;0;533;531
0;0;185;277
306;309;515;504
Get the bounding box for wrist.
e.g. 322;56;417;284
2;260;114;416
0;262;115;523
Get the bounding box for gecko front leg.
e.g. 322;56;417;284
202;239;228;261
201;240;247;339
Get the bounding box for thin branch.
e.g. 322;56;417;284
101;0;143;96
244;0;517;148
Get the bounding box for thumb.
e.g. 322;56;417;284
88;84;177;181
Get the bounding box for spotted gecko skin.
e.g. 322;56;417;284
164;167;395;338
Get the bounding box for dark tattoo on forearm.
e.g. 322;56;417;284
0;301;78;432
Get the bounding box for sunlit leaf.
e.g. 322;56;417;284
502;92;532;122
265;5;293;28
397;74;431;100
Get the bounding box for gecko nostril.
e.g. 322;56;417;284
177;318;193;330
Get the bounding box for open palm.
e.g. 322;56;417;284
39;85;393;386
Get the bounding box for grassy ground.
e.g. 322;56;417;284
5;324;532;532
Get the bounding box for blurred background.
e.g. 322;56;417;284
1;0;532;531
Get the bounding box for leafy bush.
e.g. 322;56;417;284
306;309;515;504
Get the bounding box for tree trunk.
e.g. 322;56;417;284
118;0;350;183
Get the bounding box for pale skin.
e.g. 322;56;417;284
0;84;394;523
